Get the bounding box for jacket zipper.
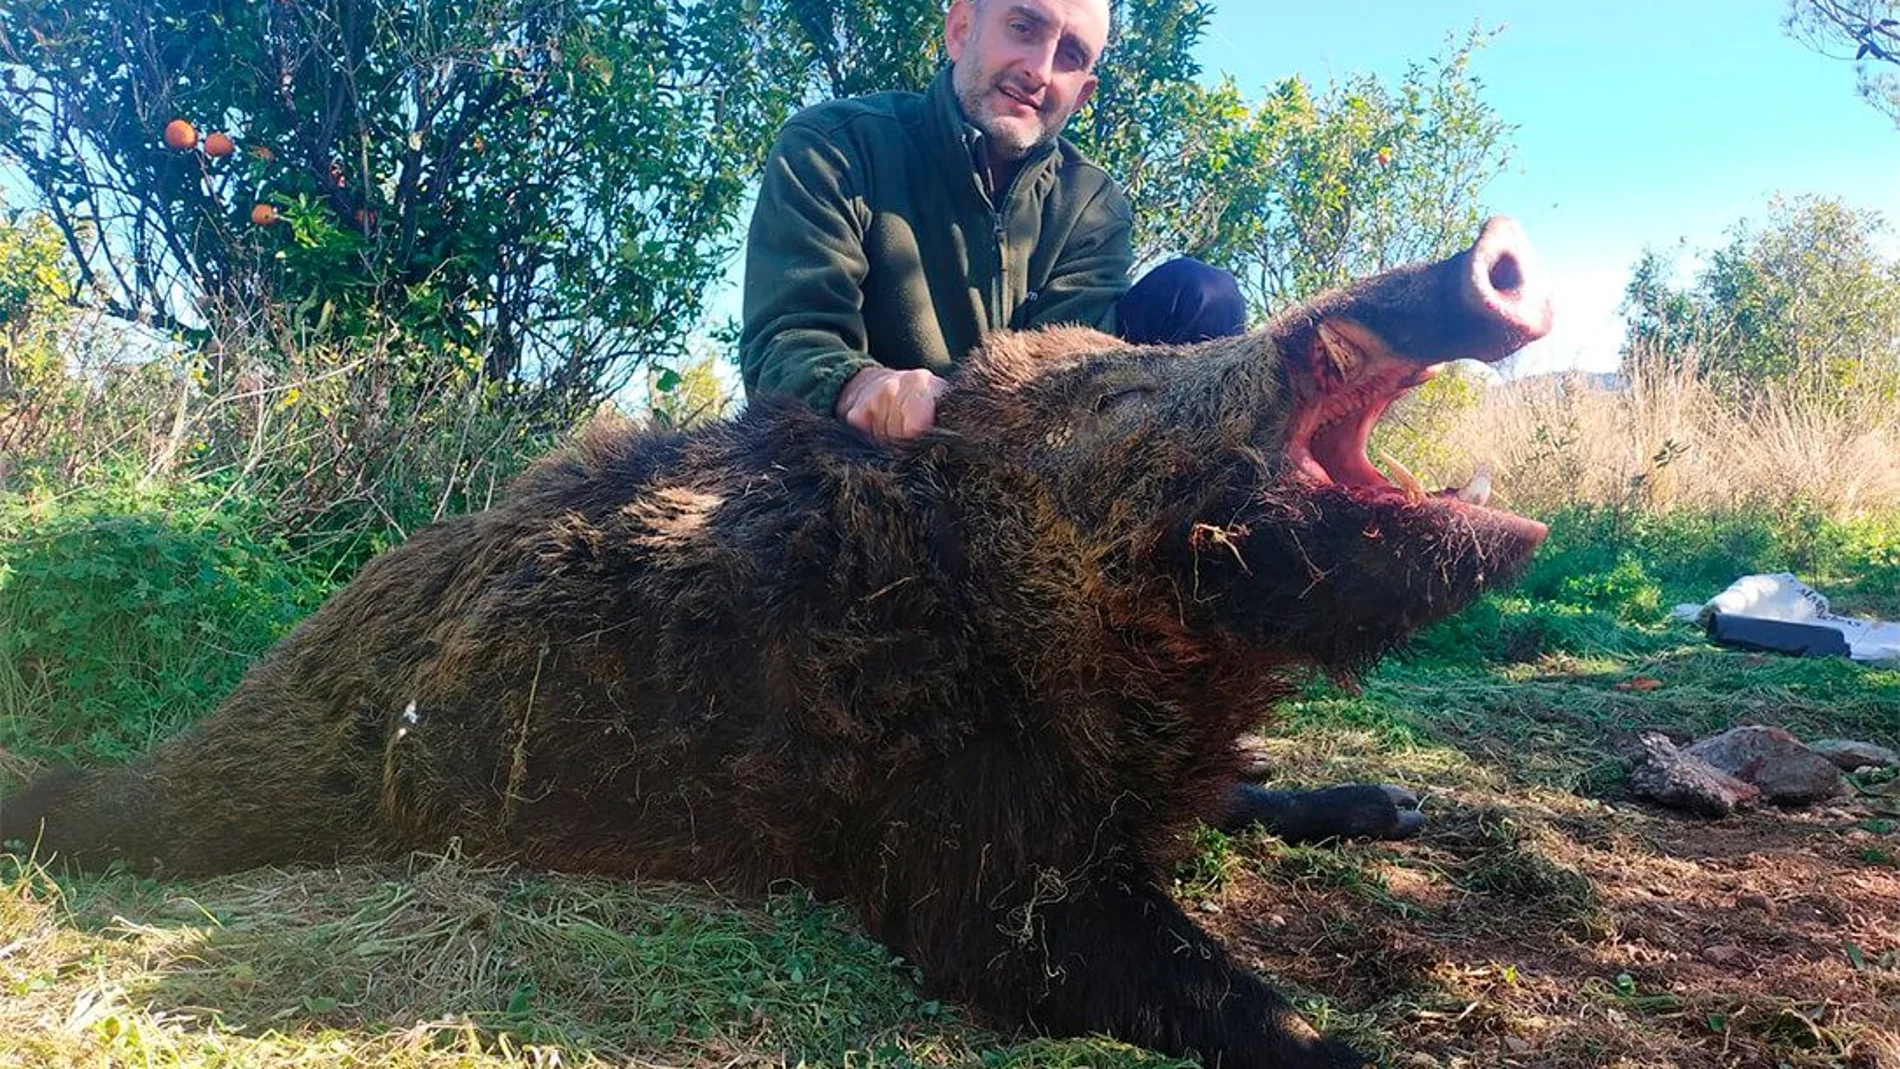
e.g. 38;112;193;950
993;210;1007;328
992;157;1038;330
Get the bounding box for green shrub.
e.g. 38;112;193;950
0;483;326;769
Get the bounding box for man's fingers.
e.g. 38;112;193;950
874;384;903;441
900;389;938;438
837;368;945;443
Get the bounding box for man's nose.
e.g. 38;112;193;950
1020;41;1056;86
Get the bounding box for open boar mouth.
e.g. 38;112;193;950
1284;216;1554;542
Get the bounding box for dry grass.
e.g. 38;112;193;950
0;849;1189;1069
1422;357;1900;519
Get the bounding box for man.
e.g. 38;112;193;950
738;0;1247;441
736;0;1422;845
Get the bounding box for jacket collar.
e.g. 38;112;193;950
925;64;1059;201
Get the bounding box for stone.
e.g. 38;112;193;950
1683;726;1845;805
1625;733;1761;817
1808;739;1900;771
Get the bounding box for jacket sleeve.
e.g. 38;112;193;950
1020;177;1136;335
738;120;879;414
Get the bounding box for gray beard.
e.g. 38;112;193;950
954;78;1049;162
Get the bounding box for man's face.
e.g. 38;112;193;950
945;0;1109;163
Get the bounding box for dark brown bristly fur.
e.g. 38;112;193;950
2;221;1557;1069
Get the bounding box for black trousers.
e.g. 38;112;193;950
1115;257;1248;345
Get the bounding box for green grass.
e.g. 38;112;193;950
1263;506;1900;797
0;483;328;769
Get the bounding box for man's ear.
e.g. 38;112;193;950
1073;74;1098;113
944;0;974;63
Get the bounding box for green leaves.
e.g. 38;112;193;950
1785;0;1900;128
1621;194;1900;400
0;485;317;766
1071;17;1515;319
2;0;808;417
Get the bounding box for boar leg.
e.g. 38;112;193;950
991;874;1372;1068
877;750;1372;1067
1219;782;1424;843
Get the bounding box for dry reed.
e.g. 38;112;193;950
1428;352;1900;520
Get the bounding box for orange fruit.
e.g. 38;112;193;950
164;119;198;151
204;132;236;158
250;145;275;163
250;203;279;226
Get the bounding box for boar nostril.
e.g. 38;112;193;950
1488;252;1523;295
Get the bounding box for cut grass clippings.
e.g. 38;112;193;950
0;850;1193;1069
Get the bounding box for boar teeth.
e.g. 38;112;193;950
1377;449;1426;504
1456;463;1494;507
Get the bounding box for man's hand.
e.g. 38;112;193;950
835;366;949;442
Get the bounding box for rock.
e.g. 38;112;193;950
1683;726;1845;804
1808;739;1900;771
1701;944;1746;966
1625;733;1761;817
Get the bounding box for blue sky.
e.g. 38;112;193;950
1194;0;1900;374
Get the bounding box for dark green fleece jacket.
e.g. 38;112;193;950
738;66;1136;414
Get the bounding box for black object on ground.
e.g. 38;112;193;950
1705;612;1850;658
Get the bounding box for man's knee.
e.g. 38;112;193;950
1117;257;1247;345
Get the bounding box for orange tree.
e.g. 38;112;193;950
0;0;806;418
0;0;1516;405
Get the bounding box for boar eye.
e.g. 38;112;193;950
1094;386;1154;415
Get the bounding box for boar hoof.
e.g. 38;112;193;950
1221;782;1425;843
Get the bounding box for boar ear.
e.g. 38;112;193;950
1313;319;1368;389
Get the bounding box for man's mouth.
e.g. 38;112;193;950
996;85;1041;114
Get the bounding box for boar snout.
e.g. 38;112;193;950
1458;215;1555;360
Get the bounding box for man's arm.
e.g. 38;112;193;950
1019;178;1136;334
738;119;880;415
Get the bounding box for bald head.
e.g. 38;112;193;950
945;0;1110;166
